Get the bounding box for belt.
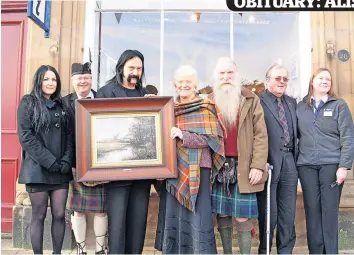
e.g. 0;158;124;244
280;147;294;152
226;156;238;160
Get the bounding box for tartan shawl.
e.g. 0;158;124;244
166;96;226;212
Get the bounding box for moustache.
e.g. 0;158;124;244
218;82;232;88
127;75;140;83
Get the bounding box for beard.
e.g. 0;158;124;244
214;83;242;128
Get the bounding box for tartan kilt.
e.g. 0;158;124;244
66;171;106;213
211;182;258;218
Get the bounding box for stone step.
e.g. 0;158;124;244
11;181;354;251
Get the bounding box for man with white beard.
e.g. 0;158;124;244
210;57;268;254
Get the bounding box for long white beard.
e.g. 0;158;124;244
214;84;242;128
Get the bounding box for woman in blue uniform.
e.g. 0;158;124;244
296;67;354;254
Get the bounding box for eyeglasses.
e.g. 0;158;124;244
271;76;289;82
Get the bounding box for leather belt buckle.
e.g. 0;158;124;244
281;147;293;152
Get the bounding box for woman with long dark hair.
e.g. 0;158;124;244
297;67;354;254
17;65;73;254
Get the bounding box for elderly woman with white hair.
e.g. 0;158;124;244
154;65;226;254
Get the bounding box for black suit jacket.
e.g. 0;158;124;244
62;89;97;168
259;91;298;182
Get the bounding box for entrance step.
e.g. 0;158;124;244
11;181;354;251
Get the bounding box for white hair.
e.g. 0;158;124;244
211;57;240;87
213;57;242;127
173;65;198;88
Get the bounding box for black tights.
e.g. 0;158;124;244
28;188;69;254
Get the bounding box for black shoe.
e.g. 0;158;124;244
76;241;87;255
95;250;105;254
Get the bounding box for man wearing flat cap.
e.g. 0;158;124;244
63;62;107;254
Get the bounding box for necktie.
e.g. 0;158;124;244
276;97;290;145
312;99;324;117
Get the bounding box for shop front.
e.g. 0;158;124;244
2;0;354;250
85;0;312;102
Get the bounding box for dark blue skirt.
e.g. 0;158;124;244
154;167;217;254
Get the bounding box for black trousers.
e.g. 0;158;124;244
298;164;343;254
106;180;151;254
257;152;298;254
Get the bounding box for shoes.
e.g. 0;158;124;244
76;241;87;255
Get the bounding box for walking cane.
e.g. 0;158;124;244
266;163;273;255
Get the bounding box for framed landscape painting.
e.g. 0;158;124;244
75;96;177;182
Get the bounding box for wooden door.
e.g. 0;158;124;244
1;4;27;232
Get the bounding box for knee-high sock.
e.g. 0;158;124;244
237;231;252;254
217;215;233;254
235;220;253;255
94;215;108;252
71;214;87;253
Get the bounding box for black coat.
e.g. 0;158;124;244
62;90;97;168
259;91;298;182
17;95;74;184
96;81;147;98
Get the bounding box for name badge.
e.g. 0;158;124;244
323;109;333;117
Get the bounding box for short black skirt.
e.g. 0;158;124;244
26;183;69;193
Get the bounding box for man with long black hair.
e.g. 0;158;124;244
96;49;153;254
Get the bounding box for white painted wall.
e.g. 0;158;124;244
297;11;312;102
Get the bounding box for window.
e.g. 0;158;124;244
87;2;310;99
233;13;300;98
163;12;230;96
98;12;161;89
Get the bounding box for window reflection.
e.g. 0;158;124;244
233;13;299;97
99;12;161;89
163;12;230;96
97;12;300;98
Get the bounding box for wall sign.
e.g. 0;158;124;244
27;0;51;38
337;49;350;63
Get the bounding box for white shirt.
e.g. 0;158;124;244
311;94;328;113
77;91;94;99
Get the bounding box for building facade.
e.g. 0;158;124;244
1;0;354;248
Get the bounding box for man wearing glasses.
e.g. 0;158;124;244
257;64;298;254
63;63;108;254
